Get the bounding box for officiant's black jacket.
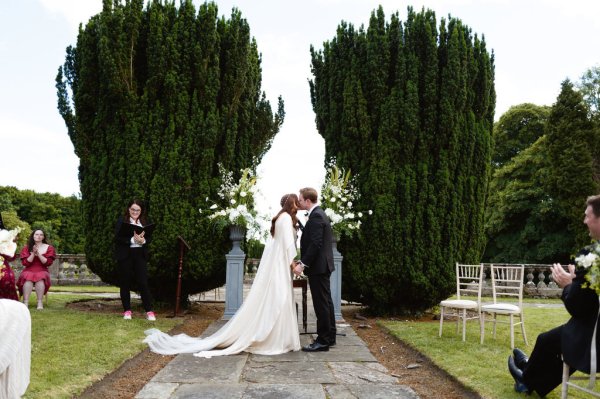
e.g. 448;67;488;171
114;217;152;262
300;206;334;275
561;249;600;373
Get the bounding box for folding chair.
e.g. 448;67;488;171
480;264;528;349
439;263;484;341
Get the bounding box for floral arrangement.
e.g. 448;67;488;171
575;241;600;295
201;164;263;238
320;159;372;238
0;226;21;258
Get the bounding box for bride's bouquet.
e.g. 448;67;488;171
0;226;21;258
201;164;263;238
320;158;371;239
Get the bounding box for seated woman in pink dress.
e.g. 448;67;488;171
17;230;55;310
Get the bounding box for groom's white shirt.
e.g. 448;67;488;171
306;204;318;218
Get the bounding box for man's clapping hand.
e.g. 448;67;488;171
551;263;575;288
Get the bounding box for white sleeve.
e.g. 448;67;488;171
276;213;297;265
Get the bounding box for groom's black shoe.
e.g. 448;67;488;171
513;348;529;370
508;355;530;394
302;342;329;352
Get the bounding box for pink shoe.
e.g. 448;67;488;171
146;311;156;321
123;310;132;320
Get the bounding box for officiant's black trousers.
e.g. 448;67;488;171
119;247;153;312
308;273;336;345
522;325;573;397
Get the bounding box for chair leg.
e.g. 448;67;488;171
439;306;444;337
492;314;497;339
455;313;460;334
462;309;467;341
520;314;528;346
562;362;570;399
480;312;485;344
510;314;515;349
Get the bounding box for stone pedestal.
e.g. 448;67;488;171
331;234;344;321
223;225;246;320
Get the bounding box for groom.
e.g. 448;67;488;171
293;187;336;352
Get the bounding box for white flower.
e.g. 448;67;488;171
330;197;336;203
368;210;373;215
576;253;598;269
358;212;363;218
230;199;236;204
0;227;21;258
347;202;352;207
240;191;247;197
210;204;218;210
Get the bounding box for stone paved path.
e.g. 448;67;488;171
135;285;418;399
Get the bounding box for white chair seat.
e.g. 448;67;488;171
481;303;520;313
440;299;478;309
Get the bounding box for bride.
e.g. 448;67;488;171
144;194;302;357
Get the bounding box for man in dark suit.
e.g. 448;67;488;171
508;194;600;396
293;187;336;352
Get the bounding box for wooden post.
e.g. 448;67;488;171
174;236;191;317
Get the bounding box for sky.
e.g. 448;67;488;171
1;0;599;217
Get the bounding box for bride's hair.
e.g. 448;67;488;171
270;193;299;236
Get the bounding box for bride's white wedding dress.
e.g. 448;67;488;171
144;213;301;358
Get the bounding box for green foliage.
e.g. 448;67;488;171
544;80;600;251
492;103;550;168
577;65;600;119
0;186;83;252
309;7;495;314
56;0;283;305
485;82;600;264
484;137;572;263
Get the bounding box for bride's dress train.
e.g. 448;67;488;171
144;213;301;358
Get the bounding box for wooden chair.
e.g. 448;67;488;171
439;263;484;341
480;264;528;349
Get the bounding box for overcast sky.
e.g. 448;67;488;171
1;0;599;216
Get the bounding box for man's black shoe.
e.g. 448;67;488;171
513;348;529;370
302;342;329;352
508;356;530;394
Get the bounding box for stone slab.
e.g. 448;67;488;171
151;353;247;384
243;384;325;398
171;383;247;399
243;360;336;384
326;384;419;399
305;345;376;362
329;362;399;385
135;382;179;399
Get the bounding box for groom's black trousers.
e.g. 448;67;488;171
308;272;336;345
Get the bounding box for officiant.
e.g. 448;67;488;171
114;199;156;321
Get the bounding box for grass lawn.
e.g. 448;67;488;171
49;285;120;293
22;291;180;399
382;305;592;398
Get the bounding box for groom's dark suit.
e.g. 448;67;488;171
300;206;336;345
522;247;600;396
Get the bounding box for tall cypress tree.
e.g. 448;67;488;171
544;80;600;251
310;7;494;313
56;0;283;304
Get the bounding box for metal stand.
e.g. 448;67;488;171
170;235;190;318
